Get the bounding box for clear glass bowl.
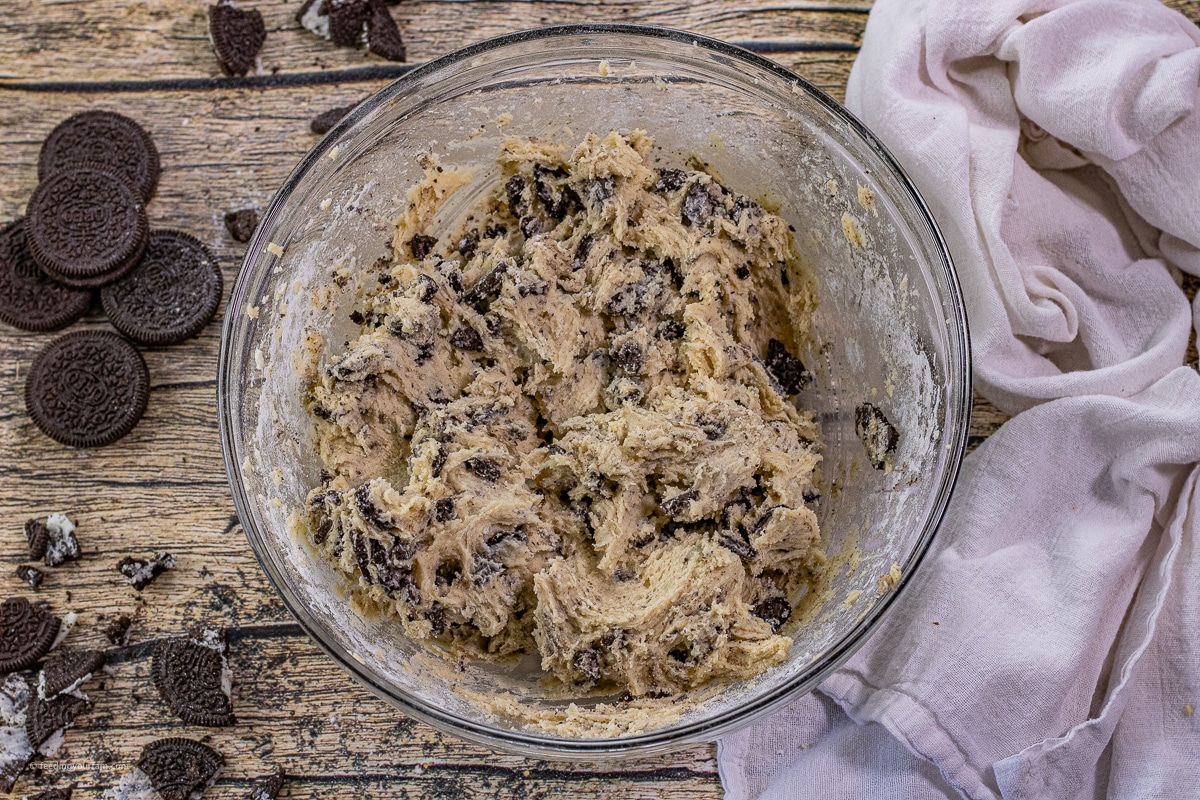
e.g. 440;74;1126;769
218;24;970;759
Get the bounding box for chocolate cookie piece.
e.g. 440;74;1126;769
117;551;176;590
365;0;406;61
0;675;33;792
765;338;809;395
25;330;150;448
224;208;258;243
101;230;223;345
103;614;132;647
137;738;224;800
42;513;80;567
38;111;160;202
309;103;356;135
25;166;149;287
855;402;899;470
30;788;74;800
208;0;266;77
15;566;43;590
26;693;91;749
151;634;235;727
324;0;370;46
0;598;60;675
0;219;92;333
24;519;49;561
39;648;104;699
250;768;285;800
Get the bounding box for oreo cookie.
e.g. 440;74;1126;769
38;111;160;202
0;597;61;675
365;0;406;61
24;518;49;561
151;630;234;726
25;330;150;448
26;692;91;749
101;230;223;345
39;648;104;699
0;674;33;792
137;738;224;800
208;0;266;77
25;166;149;288
0;219;92;332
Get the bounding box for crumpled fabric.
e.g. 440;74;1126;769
718;1;1200;798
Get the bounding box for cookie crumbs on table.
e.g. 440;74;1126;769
224;208;259;242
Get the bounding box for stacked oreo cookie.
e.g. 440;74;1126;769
0;111;224;448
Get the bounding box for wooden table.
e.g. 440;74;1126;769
2;1;1194;797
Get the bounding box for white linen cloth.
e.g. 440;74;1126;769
718;1;1200;798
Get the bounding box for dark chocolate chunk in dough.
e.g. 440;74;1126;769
25;330;150;448
752;596;792;631
465;457;501;482
208;0;267;77
572;648;601;681
609;340;643;374
137;737;225;800
765;338;809;395
409;233;437;260
855;402;900;470
450;325;484;352
434;497;456;522
654;168;687;193
660;486;697;517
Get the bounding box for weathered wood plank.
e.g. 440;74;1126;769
0;0;868;84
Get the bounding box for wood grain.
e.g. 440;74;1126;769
2;0;1197;797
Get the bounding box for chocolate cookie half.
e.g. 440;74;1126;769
38;111;160;202
0;597;60;675
208;0;267;77
25;330;150;448
137;738;224;800
101;230;223;345
26;166;149;288
0;219;92;332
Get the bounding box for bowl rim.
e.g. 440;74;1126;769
217;21;972;758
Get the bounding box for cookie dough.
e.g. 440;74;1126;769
300;130;825;698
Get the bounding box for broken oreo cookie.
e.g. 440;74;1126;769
25;331;150;448
38;110;160;202
250;767;286;800
208;0;267;77
101;230;223;345
151;629;235;727
14;566;43;591
39;648;104;699
0;598;61;675
309;103;357;135
137;737;224;800
365;0;406;61
117;551;176;590
26;166;149;288
224;208;258;243
40;513;80;568
26;692;91;749
0;219;92;333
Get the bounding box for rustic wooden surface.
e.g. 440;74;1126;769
2;1;1196;797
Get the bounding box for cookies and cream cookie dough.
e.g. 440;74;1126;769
299;130;825;699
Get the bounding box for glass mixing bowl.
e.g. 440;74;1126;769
218;23;970;759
